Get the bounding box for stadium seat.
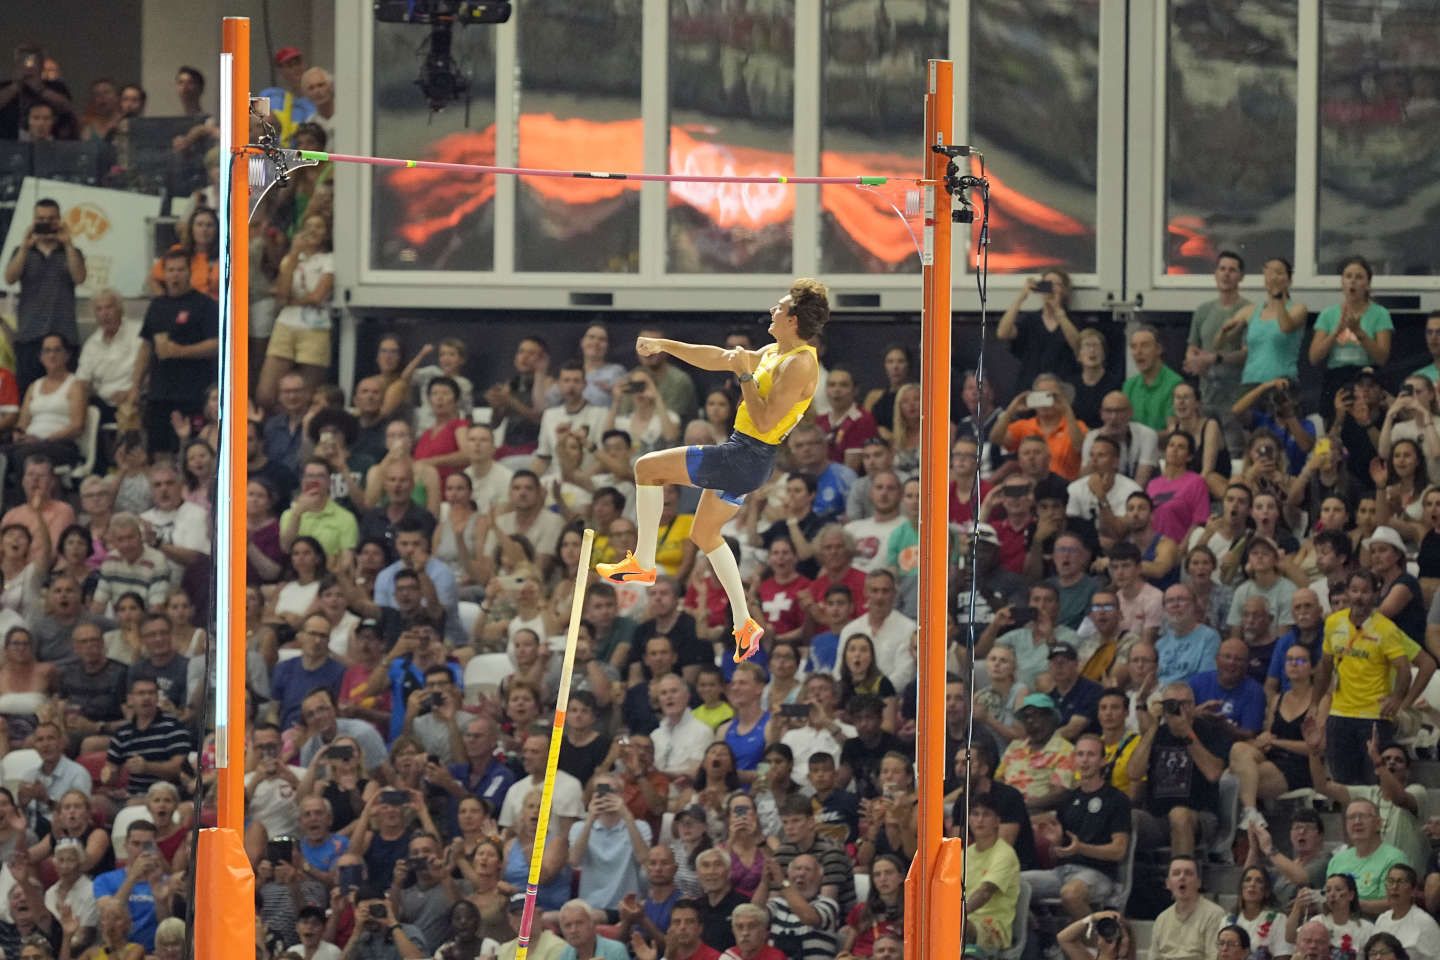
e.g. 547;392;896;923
110;804;151;860
0;749;39;798
55;406;101;488
463;653;513;702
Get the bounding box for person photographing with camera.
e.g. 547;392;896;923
990;373;1087;482
1126;681;1230;856
569;775;654;920
344;896;424;960
3;198;85;393
1056;909;1134;960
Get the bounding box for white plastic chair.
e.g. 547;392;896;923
0;749;38;798
56;406;101;487
111;804;151;860
463;653;514;703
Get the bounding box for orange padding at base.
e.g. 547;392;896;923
195;828;256;960
928;838;965;960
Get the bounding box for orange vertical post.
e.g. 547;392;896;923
217;13;250;837
906;58;960;960
196;17;254;960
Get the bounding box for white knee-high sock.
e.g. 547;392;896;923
706;542;751;628
634;484;663;569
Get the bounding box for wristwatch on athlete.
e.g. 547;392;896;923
738;373;755;383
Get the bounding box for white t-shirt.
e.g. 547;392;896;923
844;515;905;573
244;766;307;838
536;403;610;461
652;710;715;777
45;875;98;928
781;720;856;786
1081;423;1159;479
838;609;918;689
283;942;342;960
1375;906;1440;957
77;322;144;403
497;771;585;831
142;501;212;556
1066;473;1143;524
614;410;679;454
489;509;565;559
275;250;335;331
465;462;515;513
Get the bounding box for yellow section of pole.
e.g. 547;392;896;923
908;58;957;960
516;528;595;960
217;14;251;834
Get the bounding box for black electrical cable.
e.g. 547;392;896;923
958;155;991;939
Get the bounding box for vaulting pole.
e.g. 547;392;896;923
908;58;962;960
195;17;255;960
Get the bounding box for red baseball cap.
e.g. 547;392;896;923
274;46;304;66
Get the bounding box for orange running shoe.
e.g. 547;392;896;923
732;617;764;663
595;551;656;586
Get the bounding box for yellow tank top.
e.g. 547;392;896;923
732;343;817;444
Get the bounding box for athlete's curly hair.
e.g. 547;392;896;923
788;278;830;339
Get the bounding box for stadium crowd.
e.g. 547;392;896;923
6;34;1440;960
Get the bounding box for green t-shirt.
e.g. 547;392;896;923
1123;365;1185;431
1326;841;1409;900
1412;362;1439;384
1314;302;1393;369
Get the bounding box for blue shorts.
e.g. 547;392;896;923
685;431;779;505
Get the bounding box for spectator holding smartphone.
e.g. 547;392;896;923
569;776;653;919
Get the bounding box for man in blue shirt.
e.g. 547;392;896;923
1188;638;1266;738
441;713;515;828
373;517;465;647
379;622;461;742
92;820;164;950
569;774;653;917
787;422;856;521
269;614;345;728
1156;583;1222;687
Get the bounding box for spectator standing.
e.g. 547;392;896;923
1221;256;1308;389
136;250;219;453
570;775;653;914
1123;326;1184;431
91;823;166;951
269;615;345;729
0;44;73;140
100;677;190;799
997;271;1081;387
1185;251;1251;456
836;570;916;691
3;199;84;393
139;462;210;576
1317;571;1412;785
1309;257;1393;412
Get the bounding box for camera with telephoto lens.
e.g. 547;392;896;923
1093;916;1120;942
1162;699;1183;716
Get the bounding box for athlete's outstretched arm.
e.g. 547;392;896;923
637;336;733;372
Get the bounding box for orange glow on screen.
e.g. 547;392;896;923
381;113;1093;269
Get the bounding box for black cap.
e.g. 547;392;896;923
1034;476;1069;505
1048;642;1079;661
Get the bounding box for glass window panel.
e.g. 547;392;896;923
369;22;496;271
970;0;1099;275
516;1;643;272
1318;1;1440;276
819;0;947;275
668;0;795;274
1164;1;1296;275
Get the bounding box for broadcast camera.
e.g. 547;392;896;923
373;1;512;112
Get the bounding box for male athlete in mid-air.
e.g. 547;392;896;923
596;279;828;662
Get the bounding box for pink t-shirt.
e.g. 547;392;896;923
1146;471;1211;544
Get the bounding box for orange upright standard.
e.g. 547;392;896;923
904;58;965;960
195;16;256;960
